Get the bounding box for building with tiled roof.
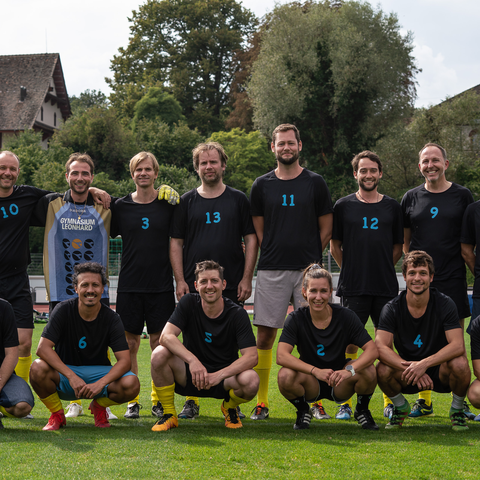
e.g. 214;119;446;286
0;53;71;148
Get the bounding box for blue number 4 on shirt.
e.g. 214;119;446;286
414;334;423;348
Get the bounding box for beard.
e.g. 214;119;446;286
358;177;379;192
69;180;91;195
276;151;299;166
199;170;222;186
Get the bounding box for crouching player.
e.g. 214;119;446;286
376;251;471;430
277;265;379;430
0;299;34;428
30;263;140;430
467;316;480;420
150;260;258;431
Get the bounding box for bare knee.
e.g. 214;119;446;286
120;374;141;400
236;370;259;399
10;401;32;418
151;345;172;371
468;379;480;408
29;358;52;383
277;367;298;390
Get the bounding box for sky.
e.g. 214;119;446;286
2;0;480;108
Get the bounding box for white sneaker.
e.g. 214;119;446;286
106;407;118;420
65;402;84;418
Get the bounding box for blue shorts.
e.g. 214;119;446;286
0;372;35;408
57;365;135;401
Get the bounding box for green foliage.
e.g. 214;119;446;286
69;89;109;115
32;161;67;193
107;0;257;133
208;128;275;195
248;0;418;201
155;164;200;195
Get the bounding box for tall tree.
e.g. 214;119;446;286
248;0;418;200
107;0;257;134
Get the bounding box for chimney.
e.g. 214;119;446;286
20;86;27;102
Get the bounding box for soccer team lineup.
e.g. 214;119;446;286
2;123;480;433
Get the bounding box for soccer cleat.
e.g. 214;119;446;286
335;404;352;420
450;407;468;431
237;406;246;419
178;400;200;419
354;409;379;430
221;403;243;429
151;401;164;418
463;401;475;420
124;402;141;419
385;403;411;429
311;402;331;420
151;414;178;432
22;413;34;419
89;399;111;428
294;409;313;430
250;402;269;420
106;407;117;420
383;403;394;420
408;399;434;417
65;402;84;418
43;411;67;431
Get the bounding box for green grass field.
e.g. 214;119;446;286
3;321;480;479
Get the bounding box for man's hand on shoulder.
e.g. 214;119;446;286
89;187;111;209
158;185;180;205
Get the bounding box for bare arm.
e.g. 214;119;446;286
207;346;258;387
169;238;189;300
330;239;343;268
252;216;264;248
318;213;333;251
237;233;258;302
393;243;403;265
403;228;411;254
0;346;18;392
461;243;476;275
375;329;406;371
88;187;111;209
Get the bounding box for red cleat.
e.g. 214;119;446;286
43;410;66;431
88;399;111;428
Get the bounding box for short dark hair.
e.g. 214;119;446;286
192;142;228;171
351;150;382;173
194;260;224;282
418;143;447;161
72;262;108;287
65;153;95;175
272;124;301;145
402;250;435;277
302;263;332;298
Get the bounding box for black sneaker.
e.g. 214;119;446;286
151;401;164;418
294;409;312;430
237;406;246;419
124;402;141;419
178;400;200;419
463;401;476;420
250;402;269;420
354;409;379;430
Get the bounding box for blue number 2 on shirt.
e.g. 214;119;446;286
316;344;325;356
205;332;212;343
414;334;423;348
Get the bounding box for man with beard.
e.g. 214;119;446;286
376;251;471;431
249;124;333;420
330;150;403;420
170;142;257;419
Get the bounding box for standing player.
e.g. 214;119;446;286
330;150;403;420
376;251;471;431
249;124;333;420
112;152;176;420
402;143;473;418
29;262;140;430
150;260;258;431
170;142;257;419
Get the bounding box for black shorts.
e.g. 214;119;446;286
116;292;175;335
306;379;350;404
222;289;244;307
400;365;451;395
432;278;470;320
0;372;35;408
0;272;33;328
174;362;229;401
49;297;110;315
342;295;394;328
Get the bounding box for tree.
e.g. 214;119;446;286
69;89;109;115
208;128;275;195
107;0;257;133
248;0;418;200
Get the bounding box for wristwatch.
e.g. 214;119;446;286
345;364;355;377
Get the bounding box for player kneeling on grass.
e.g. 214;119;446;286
376;251;471;431
277;264;379;431
29;262;140;431
0;299;35;429
466;316;480;420
150;260;258;431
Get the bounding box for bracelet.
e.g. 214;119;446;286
311;366;316;375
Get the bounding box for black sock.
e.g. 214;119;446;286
356;393;374;412
287;395;310;412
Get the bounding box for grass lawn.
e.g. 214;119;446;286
2;320;480;479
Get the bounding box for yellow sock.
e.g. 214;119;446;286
131;394;140;404
153;383;176;416
70;400;82;406
186;396;199;405
383;393;393;408
419;390;432;406
223;389;248;410
254;348;272;407
151;380;159;404
0;406;15;418
16;355;32;383
341;352;358;408
41;392;63;414
96;397;121;408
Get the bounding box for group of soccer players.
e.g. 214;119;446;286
1;122;480;432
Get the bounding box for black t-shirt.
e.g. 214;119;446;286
170;186;255;292
111;195;175;293
41;298;128;366
0;185;49;278
469;315;480;360
333;194;403;297
0;299;19;366
279;304;372;371
401;183;473;281
250;169;333;270
460;200;480;297
378;288;460;362
168;293;256;372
